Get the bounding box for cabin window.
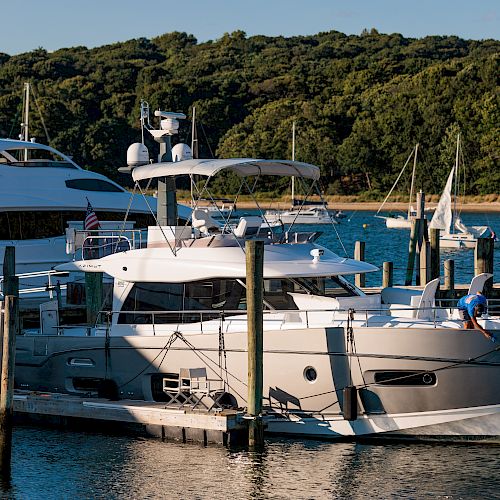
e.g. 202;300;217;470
65;179;124;192
374;371;437;386
0;210;156;240
290;276;359;298
118;278;302;324
118;279;248;324
2;147;77;168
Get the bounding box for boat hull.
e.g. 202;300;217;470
385;217;412;229
13;324;500;440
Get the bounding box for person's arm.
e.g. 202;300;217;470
471;307;495;342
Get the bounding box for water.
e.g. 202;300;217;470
4;426;500;499
258;210;499;288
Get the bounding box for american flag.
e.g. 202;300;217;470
85;200;100;230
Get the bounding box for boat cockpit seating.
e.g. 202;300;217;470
382;278;441;319
233;216;262;238
192;209;220;235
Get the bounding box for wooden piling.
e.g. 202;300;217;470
382;262;393;288
354;241;366;288
444;259;455;293
429;228;441;281
474;238;494;295
85;272;103;325
0;247;19;475
245;240;264;447
405;219;418;286
419;240;431;286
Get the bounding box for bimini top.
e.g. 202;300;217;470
132;158;321;182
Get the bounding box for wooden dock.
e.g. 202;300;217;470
13;391;248;446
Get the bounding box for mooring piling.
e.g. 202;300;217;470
0;246;19;475
245;240;264;447
382;261;394;288
429;228;441;281
474;237;494;295
354;241;366;288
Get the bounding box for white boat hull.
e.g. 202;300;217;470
385;217;412;229
266;404;500;442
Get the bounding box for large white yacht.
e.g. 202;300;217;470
9;109;500;442
0;137;192;297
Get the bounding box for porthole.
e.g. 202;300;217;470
304;366;317;383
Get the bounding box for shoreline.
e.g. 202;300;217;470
180;200;500;213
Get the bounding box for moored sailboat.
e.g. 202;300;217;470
429;134;497;249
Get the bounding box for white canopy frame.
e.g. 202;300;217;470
132;157;347;257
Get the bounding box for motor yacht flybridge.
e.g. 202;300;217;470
11;106;500;442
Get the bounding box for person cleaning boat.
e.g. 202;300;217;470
457;292;496;342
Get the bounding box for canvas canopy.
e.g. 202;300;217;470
132;158;321;182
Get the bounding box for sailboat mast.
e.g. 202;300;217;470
291;121;296;205
452;133;460;234
408;143;418;219
22;82;30;161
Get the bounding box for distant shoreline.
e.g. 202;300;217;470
179;199;500;213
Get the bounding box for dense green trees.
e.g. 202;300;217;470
0;30;498;196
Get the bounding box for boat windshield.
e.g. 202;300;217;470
0;147;77;168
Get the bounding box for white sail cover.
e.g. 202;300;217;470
430;166;454;233
132;158;320;182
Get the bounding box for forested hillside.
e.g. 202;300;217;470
0;30;498;196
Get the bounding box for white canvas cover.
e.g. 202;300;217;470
132;158;321;182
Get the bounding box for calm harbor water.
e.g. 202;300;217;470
4;426;500;499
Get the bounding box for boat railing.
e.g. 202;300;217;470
82;303;492;335
72;229;146;260
0;269;69;298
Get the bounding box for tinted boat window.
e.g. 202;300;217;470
65;179;123;192
118;278;302;325
0;211;156;239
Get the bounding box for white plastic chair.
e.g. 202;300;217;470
468;273;493;295
233;216;262;238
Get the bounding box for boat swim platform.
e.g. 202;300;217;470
12;391;248;446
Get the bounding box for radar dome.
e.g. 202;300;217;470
127;143;149;167
172;143;193;162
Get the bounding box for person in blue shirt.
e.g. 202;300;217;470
457;292;496;342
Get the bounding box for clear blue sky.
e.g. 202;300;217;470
1;0;498;55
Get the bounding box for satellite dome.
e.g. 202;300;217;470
127;143;149;167
172;143;193;162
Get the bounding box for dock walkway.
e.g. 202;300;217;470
13;391;247;445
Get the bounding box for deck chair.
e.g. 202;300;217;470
192;209;220;234
468;273;493;295
233;216;262;238
414;278;440;319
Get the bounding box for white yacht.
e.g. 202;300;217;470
10;108;500;442
264;205;335;225
0;138;192;300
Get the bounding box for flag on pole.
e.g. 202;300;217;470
85;199;100;230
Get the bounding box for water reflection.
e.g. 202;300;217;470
5;427;500;499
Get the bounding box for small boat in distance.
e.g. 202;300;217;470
429;134;498;249
375;144;420;229
263;122;336;225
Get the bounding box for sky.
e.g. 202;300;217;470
1;0;498;55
